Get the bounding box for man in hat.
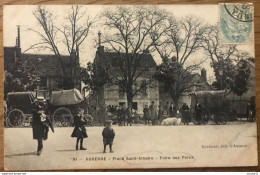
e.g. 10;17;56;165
169;102;176;118
149;101;158;126
102;120;115;153
32;102;54;156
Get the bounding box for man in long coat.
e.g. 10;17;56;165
32;104;54;156
169;102;177;117
157;105;164;124
149;101;158;126
143;105;150;125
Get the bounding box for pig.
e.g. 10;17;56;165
161;117;182;126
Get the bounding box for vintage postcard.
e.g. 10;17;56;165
3;4;257;170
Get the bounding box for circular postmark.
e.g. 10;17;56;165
224;3;253;22
220;3;253;43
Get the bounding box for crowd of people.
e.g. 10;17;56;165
106;101;200;126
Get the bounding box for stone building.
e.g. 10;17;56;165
4;26;81;92
93;44;159;114
159;69;212;109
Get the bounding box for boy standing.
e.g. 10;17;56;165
102;120;115;153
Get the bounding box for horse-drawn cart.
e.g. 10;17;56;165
190;90;228;125
5;89;92;127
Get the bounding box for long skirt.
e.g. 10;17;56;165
71;126;88;139
181;110;191;123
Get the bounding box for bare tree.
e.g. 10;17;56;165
97;6;168;108
202;25;242;91
29;5;95;89
155;16;206;66
202;25;237;63
154;57;206;108
154;16;207;107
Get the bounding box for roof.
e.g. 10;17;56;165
4;47;21;65
49;88;83;106
21;53;72;67
243;59;255;68
179;73;212;90
95;48;157;68
192;90;225;97
190;73;211;87
21;53;79;77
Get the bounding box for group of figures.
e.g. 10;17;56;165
32;103;115;156
111;101;204;126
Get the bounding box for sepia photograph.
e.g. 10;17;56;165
3;4;257;170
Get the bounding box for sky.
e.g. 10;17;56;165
3;5;255;84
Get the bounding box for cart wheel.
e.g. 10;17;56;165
201;110;210;125
7;109;24;127
22;114;33;127
84;114;93;126
53;107;73;127
215;112;228;125
192;110;209;125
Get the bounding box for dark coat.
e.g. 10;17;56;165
32;109;54;140
195;102;203;120
143;107;150;119
158;107;164;120
169;105;177;117
117;108;124;119
149;105;157;120
126;109;132;123
181;104;190;123
102;127;115;145
71;114;88;138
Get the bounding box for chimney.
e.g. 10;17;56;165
16;25;21;48
97;31;104;52
98;31;101;47
201;68;207;82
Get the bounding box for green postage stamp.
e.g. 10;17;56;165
219;3;254;44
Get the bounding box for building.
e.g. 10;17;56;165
92;41;159;114
4;26;81;92
91;34;212;115
159;69;212;109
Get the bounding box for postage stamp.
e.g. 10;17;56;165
219;3;254;44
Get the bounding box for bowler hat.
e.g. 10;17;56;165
105;120;113;124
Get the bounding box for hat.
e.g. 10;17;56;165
105;120;113;124
34;103;43;110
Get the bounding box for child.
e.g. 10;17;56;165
71;107;88;150
102;120;115;153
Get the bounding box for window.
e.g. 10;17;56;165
40;77;47;87
119;102;126;108
119;86;125;98
141;80;147;94
132;102;138;110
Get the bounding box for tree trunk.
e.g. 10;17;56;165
126;87;133;110
174;96;179;111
